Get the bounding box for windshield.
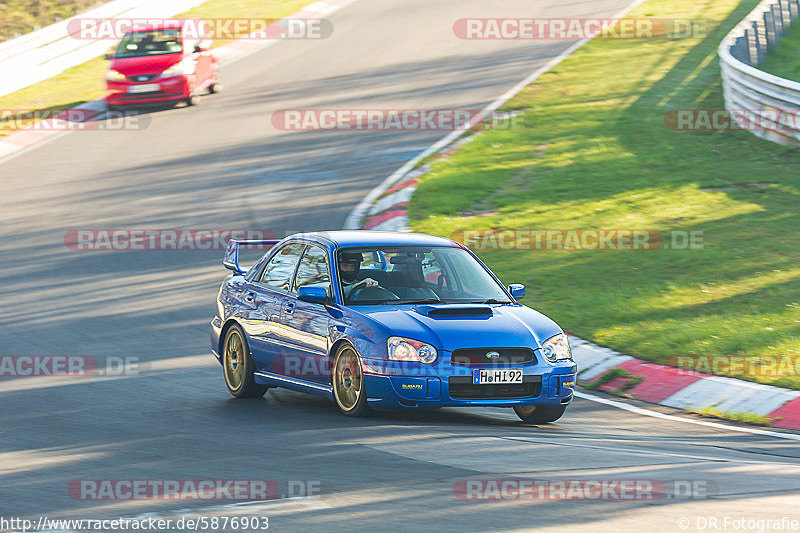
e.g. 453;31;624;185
337;245;511;305
115;30;183;58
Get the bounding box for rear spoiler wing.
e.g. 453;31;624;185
223;239;280;274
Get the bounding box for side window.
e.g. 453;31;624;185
259;243;305;291
293;246;331;294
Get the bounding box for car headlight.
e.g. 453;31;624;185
387;336;437;364
161;61;191;78
541;333;571;362
106;69;126;82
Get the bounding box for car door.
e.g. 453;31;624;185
245;243;305;372
276;244;332;385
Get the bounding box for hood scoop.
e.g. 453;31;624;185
417;305;493;317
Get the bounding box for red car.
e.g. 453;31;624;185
105;23;219;108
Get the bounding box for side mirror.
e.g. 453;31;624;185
104;52;114;60
508;283;525;300
297;286;328;304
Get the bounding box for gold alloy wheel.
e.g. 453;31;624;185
334;346;363;411
224;329;245;391
515;405;537;417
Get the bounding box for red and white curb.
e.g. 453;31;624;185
0;98;108;161
0;0;360;165
571;338;800;430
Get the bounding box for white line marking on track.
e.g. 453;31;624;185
574;391;800;441
0;130;70;165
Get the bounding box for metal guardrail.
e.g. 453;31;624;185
719;0;800;146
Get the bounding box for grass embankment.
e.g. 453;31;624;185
0;0;310;136
1;0;101;42
760;17;800;81
692;406;776;426
409;0;800;389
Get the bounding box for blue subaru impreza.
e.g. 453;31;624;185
210;231;576;423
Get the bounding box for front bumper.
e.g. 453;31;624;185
361;355;576;408
106;76;190;106
210;316;223;363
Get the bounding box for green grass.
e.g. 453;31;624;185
693;406;776;426
409;0;800;389
0;0;101;42
0;0;310;136
582;368;643;398
760;18;800;81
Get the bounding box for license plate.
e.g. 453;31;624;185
473;368;524;385
127;83;160;93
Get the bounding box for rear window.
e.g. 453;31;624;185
115;30;183;58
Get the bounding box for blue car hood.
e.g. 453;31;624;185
356;304;562;351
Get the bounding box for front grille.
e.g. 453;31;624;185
119;91;181;100
449;375;542;399
451;347;536;366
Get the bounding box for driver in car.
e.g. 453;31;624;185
339;251;379;297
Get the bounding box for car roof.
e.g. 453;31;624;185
288;231;461;249
125;22;187;33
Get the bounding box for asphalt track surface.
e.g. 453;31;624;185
1;0;800;531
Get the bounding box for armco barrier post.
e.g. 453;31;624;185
778;0;788;34
774;3;785;36
764;10;776;51
743;28;753;65
752;20;763;64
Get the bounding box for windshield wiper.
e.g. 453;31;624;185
470;298;511;304
394;298;443;304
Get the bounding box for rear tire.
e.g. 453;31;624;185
209;80;222;94
332;344;369;417
514;404;566;424
222;325;268;398
185;93;200;106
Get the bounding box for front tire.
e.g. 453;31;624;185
514;404;566;424
222;325;268;398
332;344;369;416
